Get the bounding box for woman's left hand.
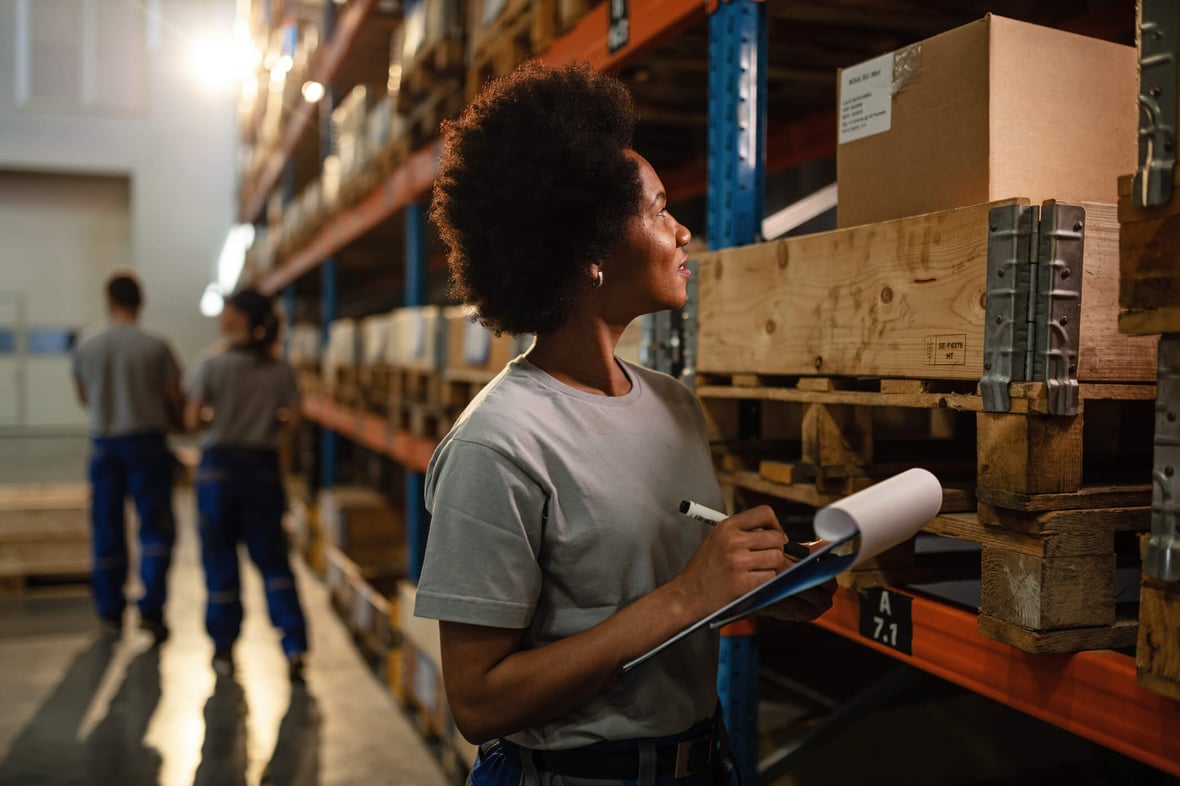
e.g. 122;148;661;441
759;579;837;622
760;540;836;621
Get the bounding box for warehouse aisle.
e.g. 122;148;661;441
0;474;448;786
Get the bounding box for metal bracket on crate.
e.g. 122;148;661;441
981;204;1037;413
1148;335;1180;582
1134;0;1179;208
1032;203;1084;416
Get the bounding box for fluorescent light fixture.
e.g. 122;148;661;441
200;284;224;317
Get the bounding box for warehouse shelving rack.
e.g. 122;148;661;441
237;0;1180;781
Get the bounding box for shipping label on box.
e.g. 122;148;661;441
839;52;893;144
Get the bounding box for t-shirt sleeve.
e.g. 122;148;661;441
187;357;212;404
415;438;546;629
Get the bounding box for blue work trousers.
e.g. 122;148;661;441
469;724;741;786
88;434;176;623
196;447;307;655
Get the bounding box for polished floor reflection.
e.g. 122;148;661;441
0;487;447;786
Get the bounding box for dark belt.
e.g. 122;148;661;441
499;727;720;780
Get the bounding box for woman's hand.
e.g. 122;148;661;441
669;505;788;619
761;541;837;622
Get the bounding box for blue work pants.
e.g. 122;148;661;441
88;434;176;623
196;447;307;656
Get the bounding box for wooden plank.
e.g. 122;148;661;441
979;614;1138;654
976;412;1084;495
1120;307;1180;336
758;460;804;485
696;199;1155;383
976;484;1153;512
1138;578;1180;701
880;379;929;394
837;550;980;590
801;404;872;471
981;548;1116;630
694;383;1005;412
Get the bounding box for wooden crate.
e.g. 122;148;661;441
695;199;1157;384
707;379;1153;653
1138;571;1180;701
0;484;91;588
702;378;1154;507
1117;172;1180;335
324;545;405;660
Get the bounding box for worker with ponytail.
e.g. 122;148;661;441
186;288;309;680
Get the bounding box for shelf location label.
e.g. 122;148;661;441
839;52;893;144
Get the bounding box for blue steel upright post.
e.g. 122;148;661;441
405;202;430;582
318;0;338;494
708;1;767;782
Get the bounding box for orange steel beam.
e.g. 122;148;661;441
814;588;1180;777
259;144;439;295
539;0;708;71
239;0;377;223
301;391;436;473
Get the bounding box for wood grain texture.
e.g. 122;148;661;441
1137;578;1180;702
801;404;873;470
978;614;1138;654
976;412;1084;495
696;199;1155;382
976;484;1152;511
980;548;1115;629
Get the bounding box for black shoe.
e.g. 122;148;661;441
99;616;123;637
287;652;306;684
139;615;169;644
212;649;235;677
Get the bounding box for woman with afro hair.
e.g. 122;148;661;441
414;62;834;786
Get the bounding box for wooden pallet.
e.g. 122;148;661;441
696;199;1157;384
1117;172;1180;335
400;639;448;742
703;375;1155;509
1138;531;1180;701
440;370;496;411
467;0;534;100
402;82;467;149
706;376;1154;653
0;484;91;592
398;33;467;109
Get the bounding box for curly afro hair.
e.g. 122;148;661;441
430;61;642;335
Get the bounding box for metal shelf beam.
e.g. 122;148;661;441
814;588;1180;777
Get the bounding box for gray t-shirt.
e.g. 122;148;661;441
415;357;725;750
72;323;181;437
187;347;300;450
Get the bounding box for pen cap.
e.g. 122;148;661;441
813;468;942;568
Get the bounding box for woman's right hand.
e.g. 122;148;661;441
670;505;788;619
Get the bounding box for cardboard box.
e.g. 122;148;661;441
386;306;449;372
443;305;517;378
318;486;405;563
837;14;1135;228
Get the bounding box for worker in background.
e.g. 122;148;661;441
72;271;182;642
186;288;308;681
415;62;836;786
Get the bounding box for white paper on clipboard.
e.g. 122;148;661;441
622;468;942;672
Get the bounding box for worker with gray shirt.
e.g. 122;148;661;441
416;64;834;786
72;272;182;642
186;288;308;681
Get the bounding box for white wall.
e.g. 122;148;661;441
0;171;132;429
0;0;237;429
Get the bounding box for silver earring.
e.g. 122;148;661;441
592;270;604;288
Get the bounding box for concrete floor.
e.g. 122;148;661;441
0;478;448;786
